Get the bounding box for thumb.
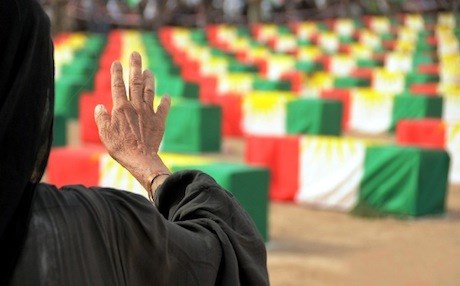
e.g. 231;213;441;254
94;104;110;134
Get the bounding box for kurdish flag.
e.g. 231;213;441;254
48;148;269;241
246;135;450;217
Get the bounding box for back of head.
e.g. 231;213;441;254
0;0;54;283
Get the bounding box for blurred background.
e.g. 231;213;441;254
42;0;459;285
41;0;459;33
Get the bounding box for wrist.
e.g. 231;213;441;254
147;172;170;202
121;152;170;194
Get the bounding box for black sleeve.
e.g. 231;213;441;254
11;171;269;286
154;170;269;286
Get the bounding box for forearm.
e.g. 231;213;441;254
122;153;171;200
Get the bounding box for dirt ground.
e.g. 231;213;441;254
66;122;460;286
267;185;460;286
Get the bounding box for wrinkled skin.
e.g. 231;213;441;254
94;52;171;199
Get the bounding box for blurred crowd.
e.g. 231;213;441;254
40;0;459;34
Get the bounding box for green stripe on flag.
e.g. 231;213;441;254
162;101;221;153
287;98;342;136
356;145;449;217
126;0;141;8
390;95;443;130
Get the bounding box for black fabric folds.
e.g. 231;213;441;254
12;171;269;285
0;0;54;284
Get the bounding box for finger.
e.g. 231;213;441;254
143;70;155;109
94;104;111;139
156;95;171;121
129;52;143;107
111;61;127;108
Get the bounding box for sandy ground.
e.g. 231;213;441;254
65;121;460;286
267;185;460;286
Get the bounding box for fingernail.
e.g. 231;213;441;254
112;61;121;71
131;52;140;61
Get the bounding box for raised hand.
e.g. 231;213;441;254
94;52;171;200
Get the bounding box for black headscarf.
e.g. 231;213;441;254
0;0;54;284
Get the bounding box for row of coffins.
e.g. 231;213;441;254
245;118;459;216
155;23;460;188
49;14;460;232
158;23;460;137
47;148;269;241
54;17;460;138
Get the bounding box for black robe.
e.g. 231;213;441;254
11;171;269;285
0;0;268;285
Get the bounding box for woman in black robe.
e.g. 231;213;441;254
0;1;269;285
